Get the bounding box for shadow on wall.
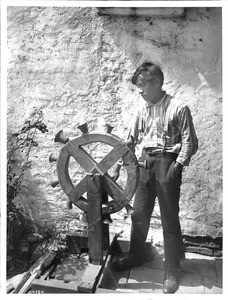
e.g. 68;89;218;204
97;7;222;94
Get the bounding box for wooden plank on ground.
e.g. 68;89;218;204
78;232;124;293
7;272;27;293
77;264;102;293
96;287;124;293
12;250;57;293
31;279;78;294
185;246;213;256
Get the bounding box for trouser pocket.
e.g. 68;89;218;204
168;160;182;181
168;160;176;180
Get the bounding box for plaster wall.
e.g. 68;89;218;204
7;6;222;238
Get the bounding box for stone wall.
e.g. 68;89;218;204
7;6;222;238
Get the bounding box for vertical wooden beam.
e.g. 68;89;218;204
101;189;110;251
87;174;103;265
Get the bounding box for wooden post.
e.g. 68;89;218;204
101;188;110;251
87;173;103;265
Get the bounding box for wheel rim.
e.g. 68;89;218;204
56;133;139;215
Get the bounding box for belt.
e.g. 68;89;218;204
144;148;178;158
144;148;164;155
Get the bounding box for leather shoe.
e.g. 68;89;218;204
111;253;144;272
163;270;179;294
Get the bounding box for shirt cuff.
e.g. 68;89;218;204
176;156;190;166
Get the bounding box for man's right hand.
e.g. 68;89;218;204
111;163;121;181
112;170;120;181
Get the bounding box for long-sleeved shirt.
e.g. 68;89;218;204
128;92;198;166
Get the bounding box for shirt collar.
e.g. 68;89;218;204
146;91;167;108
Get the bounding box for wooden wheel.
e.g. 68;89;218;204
56;132;139;215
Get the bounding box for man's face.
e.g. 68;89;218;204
136;72;159;102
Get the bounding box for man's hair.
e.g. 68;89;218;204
132;62;164;86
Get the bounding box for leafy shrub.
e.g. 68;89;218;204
7;110;48;274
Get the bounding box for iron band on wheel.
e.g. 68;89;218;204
56;132;140;215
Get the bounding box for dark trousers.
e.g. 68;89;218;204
129;152;182;271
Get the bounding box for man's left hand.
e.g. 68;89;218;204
174;161;183;175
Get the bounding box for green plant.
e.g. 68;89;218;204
7;110;48;272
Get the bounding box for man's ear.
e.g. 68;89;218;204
153;77;160;87
154;77;161;87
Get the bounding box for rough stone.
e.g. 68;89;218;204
7;7;222;238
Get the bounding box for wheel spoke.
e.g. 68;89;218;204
65;143;97;172
102;173;129;208
93;144;129;175
71;196;87;211
66;143;131;208
57;133;139;214
67;176;87;202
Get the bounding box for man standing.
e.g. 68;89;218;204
111;62;198;294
